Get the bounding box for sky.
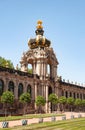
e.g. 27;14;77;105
0;0;85;84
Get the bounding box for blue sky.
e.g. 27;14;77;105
0;0;85;84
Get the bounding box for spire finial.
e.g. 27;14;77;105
36;20;43;29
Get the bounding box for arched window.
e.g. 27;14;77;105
65;91;68;98
83;94;85;99
28;64;32;74
77;93;79;98
18;83;23;97
73;92;76;99
0;80;4;96
47;64;50;75
80;93;82;99
27;84;32;97
48;86;52;95
8;81;14;93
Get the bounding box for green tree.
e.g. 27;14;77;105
28;68;32;74
1;91;14;118
19;92;31;115
67;97;74;112
74;98;82;112
48;93;58;111
81;99;85;111
0;56;14;68
58;96;67;112
35;95;46;113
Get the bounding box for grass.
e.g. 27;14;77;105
1;117;85;130
0;113;64;121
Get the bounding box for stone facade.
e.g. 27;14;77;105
0;21;85;114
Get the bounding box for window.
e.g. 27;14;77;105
47;64;50;74
8;81;14;93
0;80;4;96
18;83;23;97
27;84;32;97
28;64;32;74
48;86;52;95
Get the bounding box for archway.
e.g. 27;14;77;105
48;86;52;95
27;84;32;98
8;81;14;93
28;64;32;74
0;79;4;96
18;83;23;97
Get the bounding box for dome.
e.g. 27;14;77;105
28;20;51;49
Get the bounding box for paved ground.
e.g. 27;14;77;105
0;112;85;128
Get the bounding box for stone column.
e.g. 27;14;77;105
33;60;36;74
45;85;48;113
5;78;9;91
34;82;37;110
68;91;70;97
75;93;77;99
14;80;18;99
64;91;66;97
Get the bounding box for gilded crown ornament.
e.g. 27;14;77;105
28;20;51;49
36;20;43;29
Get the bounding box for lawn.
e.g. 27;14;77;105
0;113;64;121
0;117;85;130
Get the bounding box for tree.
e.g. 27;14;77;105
35;95;46;113
81;99;85;112
0;56;14;68
19;92;31;115
67;97;74;112
48;93;58;111
74;98;82;112
28;68;32;74
58;96;67;112
1;91;14;118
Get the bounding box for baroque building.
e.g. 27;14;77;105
0;20;85;114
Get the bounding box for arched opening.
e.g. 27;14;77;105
28;64;32;74
0;79;4;96
80;93;82;99
77;93;79;98
48;86;52;95
65;91;68;98
47;64;50;75
48;86;53;111
18;83;23;97
27;84;32;98
8;81;14;93
73;92;76;99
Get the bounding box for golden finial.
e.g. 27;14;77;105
36;20;43;29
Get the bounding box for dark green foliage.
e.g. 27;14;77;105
67;97;74;105
58;96;67;111
35;95;46;106
81;99;85;106
19;93;31;104
28;69;32;74
1;91;14;104
19;93;31;115
74;98;82;106
48;93;58;105
67;97;74;111
59;96;67;104
0;56;14;68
